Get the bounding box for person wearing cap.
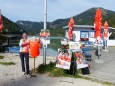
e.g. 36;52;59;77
19;33;31;77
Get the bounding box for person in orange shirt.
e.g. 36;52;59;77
19;33;31;77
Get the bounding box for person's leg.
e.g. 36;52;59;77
24;53;30;74
20;52;25;72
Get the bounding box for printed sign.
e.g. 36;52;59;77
61;38;68;45
40;37;50;46
56;49;72;70
69;42;80;50
81;31;89;38
40;29;50;37
77;60;88;69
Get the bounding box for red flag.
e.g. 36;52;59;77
94;8;102;39
104;21;109;38
0;13;3;32
68;18;74;40
95;8;102;20
68;18;74;30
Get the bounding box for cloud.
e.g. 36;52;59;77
0;0;115;22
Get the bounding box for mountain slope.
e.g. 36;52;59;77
16;21;52;35
2;15;23;33
52;7;115;28
0;15;23;46
16;7;115;35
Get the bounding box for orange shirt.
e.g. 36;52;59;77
30;39;40;58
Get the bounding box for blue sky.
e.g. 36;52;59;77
0;0;115;22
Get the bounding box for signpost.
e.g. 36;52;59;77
40;29;50;65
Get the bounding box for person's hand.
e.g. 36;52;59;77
23;39;26;43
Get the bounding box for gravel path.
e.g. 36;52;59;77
0;53;109;86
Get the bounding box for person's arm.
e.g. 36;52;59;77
19;39;23;47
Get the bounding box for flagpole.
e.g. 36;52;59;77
0;9;1;16
43;0;47;65
44;0;47;30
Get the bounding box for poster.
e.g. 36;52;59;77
56;49;72;70
77;60;88;69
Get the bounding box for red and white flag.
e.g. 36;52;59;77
104;21;109;39
68;18;74;40
94;8;102;40
0;10;3;32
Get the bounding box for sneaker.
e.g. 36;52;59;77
21;72;26;75
26;74;31;78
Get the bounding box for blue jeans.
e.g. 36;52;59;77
20;52;29;74
103;40;107;47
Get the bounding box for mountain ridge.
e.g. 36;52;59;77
16;7;115;35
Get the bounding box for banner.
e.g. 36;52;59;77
56;49;72;70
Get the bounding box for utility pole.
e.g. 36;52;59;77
43;0;47;65
44;0;47;30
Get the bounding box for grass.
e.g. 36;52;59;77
37;62;56;74
0;55;4;59
37;62;115;86
0;62;15;65
37;62;80;77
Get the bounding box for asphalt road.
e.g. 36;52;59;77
88;47;115;83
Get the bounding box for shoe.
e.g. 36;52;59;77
22;72;26;75
26;74;31;78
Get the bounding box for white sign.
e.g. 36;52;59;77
61;38;68;45
40;37;50;46
69;42;80;50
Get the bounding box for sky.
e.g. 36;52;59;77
0;0;115;22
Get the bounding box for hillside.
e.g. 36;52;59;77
16;21;52;35
106;15;115;28
0;15;23;46
16;7;115;36
1;15;23;34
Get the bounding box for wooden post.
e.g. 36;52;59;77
34;58;36;70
